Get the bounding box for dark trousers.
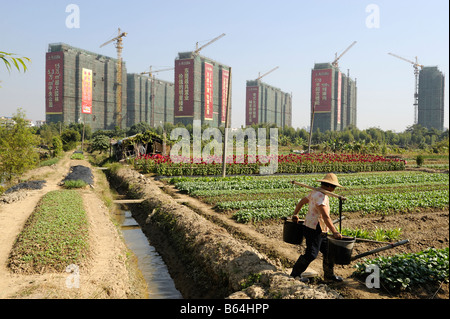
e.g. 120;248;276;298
291;224;335;278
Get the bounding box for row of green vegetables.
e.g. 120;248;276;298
355;247;448;291
168;172;449;223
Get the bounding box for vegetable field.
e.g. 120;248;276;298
168;171;449;224
165;170;449;294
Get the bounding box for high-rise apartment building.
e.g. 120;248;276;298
418;66;445;131
45;43;175;131
174;52;231;128
245;80;292;127
127;73;174;128
310;63;357;132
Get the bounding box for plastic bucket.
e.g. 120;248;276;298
282;219;304;245
327;236;356;265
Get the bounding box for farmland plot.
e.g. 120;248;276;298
166;170;449;296
169;171;449;223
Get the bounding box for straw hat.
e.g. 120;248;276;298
317;173;342;188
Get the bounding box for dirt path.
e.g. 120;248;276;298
0;153;146;299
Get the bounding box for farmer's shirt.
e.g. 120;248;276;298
304;190;329;232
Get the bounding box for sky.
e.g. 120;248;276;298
0;0;448;132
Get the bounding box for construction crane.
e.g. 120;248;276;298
388;52;424;124
140;66;174;127
194;33;226;55
140;66;174;77
332;41;357;68
256;66;279;81
100;28;128;128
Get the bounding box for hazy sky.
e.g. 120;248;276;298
1;0;448;132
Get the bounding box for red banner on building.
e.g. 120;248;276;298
45;52;64;114
174;59;194;117
246;86;259;126
221;68;229;123
204;62;214;120
82;68;92;114
311;69;332;113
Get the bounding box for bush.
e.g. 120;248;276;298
91;135;110;153
416;154;424;167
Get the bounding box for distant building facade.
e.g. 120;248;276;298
245;80;292;127
174;52;231;128
418;66;445;131
45;43;174;131
310;63;357;132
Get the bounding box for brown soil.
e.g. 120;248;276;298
0;153;147;299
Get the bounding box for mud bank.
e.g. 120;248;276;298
108;167;341;299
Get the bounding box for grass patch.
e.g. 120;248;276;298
8;190;90;274
70;153;85;160
39;157;60;167
63;179;88;189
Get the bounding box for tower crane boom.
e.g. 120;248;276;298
100;28;127;128
388;52;423;68
194;33;226;55
256;66;279;81
140;66;174;76
332;41;357;68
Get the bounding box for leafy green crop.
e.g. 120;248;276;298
172;172;449;223
8;190;89;273
354;248;449;291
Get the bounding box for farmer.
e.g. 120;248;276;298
290;173;343;282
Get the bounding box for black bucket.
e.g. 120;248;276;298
282;218;304;245
327;236;356;265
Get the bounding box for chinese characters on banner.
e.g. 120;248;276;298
82;68;92;114
45;52;64;114
221;69;229;123
204;62;214;120
174;59;194;117
245;86;259;126
311;69;332;113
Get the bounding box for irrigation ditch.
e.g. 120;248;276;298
105;166;342;299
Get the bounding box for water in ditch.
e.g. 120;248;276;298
117;209;183;299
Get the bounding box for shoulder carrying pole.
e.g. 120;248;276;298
292;181;347;232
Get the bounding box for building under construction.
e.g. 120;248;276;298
418;66;445;131
310;63;357;132
127;73;174;128
174;51;231;128
45;43;174;131
245;79;292;127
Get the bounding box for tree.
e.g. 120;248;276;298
0;109;39;182
1;51;31;87
60;129;80;151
